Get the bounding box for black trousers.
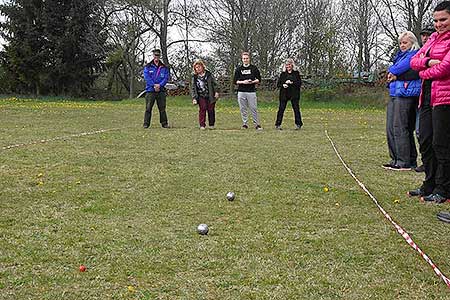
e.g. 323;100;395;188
143;92;168;127
275;97;303;127
419;103;450;197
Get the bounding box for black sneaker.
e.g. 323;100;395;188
162;124;170;128
143;125;149;128
382;163;393;169
415;165;425;173
421;193;449;204
255;125;263;131
275;125;282;130
241;124;249;129
295;124;302;130
407;188;423;197
387;165;412;171
437;211;450;223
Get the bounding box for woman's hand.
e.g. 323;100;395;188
282;84;288;88
214;92;219;99
192;98;197;105
428;59;441;67
387;72;397;82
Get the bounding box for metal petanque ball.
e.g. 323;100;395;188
197;224;209;235
226;192;235;201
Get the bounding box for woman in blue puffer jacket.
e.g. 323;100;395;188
383;31;422;171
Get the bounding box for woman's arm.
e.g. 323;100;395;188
293;71;302;88
276;72;284;88
419;49;450;80
389;51;416;75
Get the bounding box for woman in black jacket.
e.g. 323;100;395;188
275;58;303;130
190;60;219;130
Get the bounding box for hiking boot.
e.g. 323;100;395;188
421;193;449;204
407;188;423;197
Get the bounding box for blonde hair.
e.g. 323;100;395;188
398;31;420;50
192;60;206;74
283;58;296;72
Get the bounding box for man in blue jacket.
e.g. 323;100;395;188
143;49;170;128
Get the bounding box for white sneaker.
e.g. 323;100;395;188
200;126;206;130
209;126;215;130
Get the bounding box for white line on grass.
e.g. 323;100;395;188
1;127;125;151
325;130;450;289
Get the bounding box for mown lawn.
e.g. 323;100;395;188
0;95;449;299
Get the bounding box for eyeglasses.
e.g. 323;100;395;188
154;54;161;57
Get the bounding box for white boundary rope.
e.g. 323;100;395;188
325;130;450;289
1;127;124;151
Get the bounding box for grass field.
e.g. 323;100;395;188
1;95;449;299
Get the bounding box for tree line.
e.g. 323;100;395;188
0;0;438;97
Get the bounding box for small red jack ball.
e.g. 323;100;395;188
79;265;87;272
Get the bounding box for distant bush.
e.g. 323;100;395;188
303;87;338;102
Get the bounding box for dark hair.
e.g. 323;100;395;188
434;1;450;13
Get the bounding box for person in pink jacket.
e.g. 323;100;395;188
409;1;450;204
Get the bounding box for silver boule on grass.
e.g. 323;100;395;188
197;224;209;235
226;191;235;201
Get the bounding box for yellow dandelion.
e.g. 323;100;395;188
127;286;135;293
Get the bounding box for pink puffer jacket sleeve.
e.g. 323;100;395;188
410;47;429;71
410;33;438;71
419;49;450;80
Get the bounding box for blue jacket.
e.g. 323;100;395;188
388;50;421;97
144;61;170;92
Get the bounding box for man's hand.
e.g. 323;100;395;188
285;80;293;84
282;84;288;88
192;98;197;105
214;92;219;99
154;84;161;92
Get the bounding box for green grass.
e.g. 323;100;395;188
0;95;449;299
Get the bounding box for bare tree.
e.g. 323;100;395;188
368;0;434;43
340;0;380;75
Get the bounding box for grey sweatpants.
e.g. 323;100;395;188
237;92;260;125
386;96;418;168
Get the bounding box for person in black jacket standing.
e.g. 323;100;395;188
275;58;303;130
190;60;219;129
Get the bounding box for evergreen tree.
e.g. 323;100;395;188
0;0;107;95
